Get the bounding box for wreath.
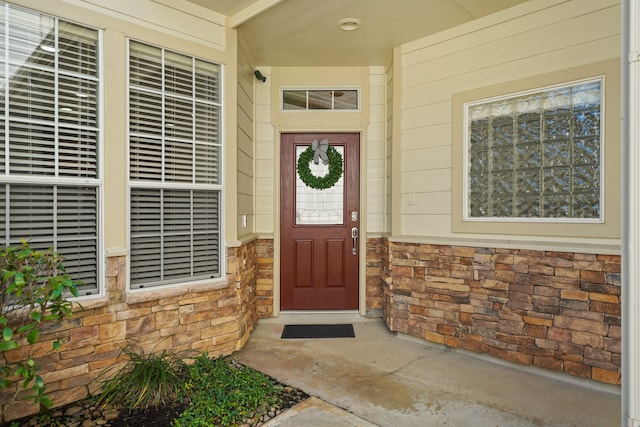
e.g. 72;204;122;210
297;144;343;190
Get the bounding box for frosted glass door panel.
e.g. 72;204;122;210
296;146;344;225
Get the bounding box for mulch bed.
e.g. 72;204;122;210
3;364;309;427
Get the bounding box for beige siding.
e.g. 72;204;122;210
254;66;384;235
254;69;275;234
367;67;387;233
15;0;230;252
397;0;621;248
385;60;394;234
237;36;256;238
23;0;228;53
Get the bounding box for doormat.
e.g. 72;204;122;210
281;324;355;339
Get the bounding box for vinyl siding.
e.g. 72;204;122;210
397;0;621;246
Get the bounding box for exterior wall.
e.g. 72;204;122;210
395;0;621;245
255;66;387;314
13;0;233;253
366;238;385;317
250;237;385;318
0;242;259;422
382;239;621;385
237;35;256;238
366;67;387;234
385;58;394;235
380;0;623;386
255;239;275;318
254;67;275;233
0;3;248;422
0;3;624;422
254;65;387;235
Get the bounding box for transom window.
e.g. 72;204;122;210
282;88;359;111
0;2;101;295
464;78;603;222
128;40;222;289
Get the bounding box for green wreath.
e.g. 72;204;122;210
297;146;343;190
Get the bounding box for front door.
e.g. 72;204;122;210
280;133;360;310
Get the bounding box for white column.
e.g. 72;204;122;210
624;1;640;426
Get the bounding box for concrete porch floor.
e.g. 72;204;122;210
233;313;620;427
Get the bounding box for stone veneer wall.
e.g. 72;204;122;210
255;239;274;318
249;237;386;318
382;239;621;385
0;241;259;422
366;237;385;317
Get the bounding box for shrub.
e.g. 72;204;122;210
96;340;187;410
0;240;80;408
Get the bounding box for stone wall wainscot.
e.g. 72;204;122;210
255;239;274;318
366;237;385;317
0;241;259;423
382;239;621;385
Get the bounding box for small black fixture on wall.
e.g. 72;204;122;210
254;70;266;82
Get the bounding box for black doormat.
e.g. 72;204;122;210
281;323;355;339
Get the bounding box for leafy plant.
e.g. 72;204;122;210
0;240;81;408
173;355;276;427
96;340;187;410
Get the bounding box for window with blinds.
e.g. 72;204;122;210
128;40;222;289
0;3;101;295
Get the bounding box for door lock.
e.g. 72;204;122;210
351;227;358;255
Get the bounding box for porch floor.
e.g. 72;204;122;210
233;314;620;427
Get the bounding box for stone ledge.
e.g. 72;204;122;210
125;279;231;304
388;235;621;255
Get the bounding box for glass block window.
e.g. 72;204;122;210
283;89;359;111
128;40;222;289
0;2;101;295
464;78;602;221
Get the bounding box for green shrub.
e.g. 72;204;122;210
173;355;276;427
96;340;187;410
0;240;81;408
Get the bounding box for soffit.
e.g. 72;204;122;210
187;0;528;66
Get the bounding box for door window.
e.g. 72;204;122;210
295;145;344;225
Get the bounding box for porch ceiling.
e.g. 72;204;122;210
185;0;528;66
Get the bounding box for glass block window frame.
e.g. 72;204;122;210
282;88;359;111
0;2;102;296
463;77;604;223
128;40;223;289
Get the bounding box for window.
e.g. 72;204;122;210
0;3;101;295
128;41;222;289
282;89;359;111
464;78;602;222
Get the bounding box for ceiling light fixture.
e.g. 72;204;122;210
337;18;361;31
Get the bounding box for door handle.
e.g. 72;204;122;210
351;227;358;255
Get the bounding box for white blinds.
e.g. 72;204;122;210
0;3;101;295
130;189;220;287
129;40;222;289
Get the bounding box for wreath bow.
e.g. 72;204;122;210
311;139;329;165
297;141;343;190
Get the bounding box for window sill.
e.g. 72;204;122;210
125;279;231;305
73;296;110;312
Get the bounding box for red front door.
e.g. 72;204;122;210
280;133;360;310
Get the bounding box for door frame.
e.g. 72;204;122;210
273;130;366;316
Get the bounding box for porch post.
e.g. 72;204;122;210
623;0;640;425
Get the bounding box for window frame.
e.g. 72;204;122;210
0;2;104;297
462;77;604;223
126;38;224;291
451;59;620;239
280;87;360;112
